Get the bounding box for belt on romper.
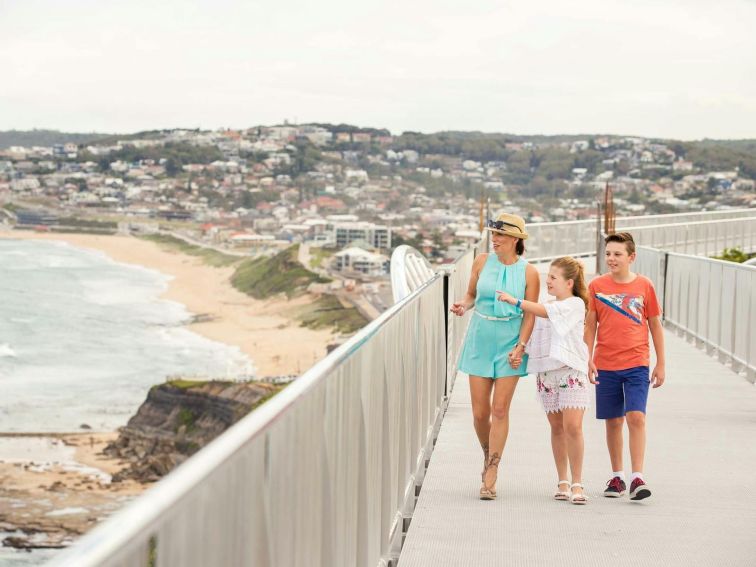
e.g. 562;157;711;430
473;310;523;322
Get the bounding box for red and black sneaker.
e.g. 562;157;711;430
630;477;651;501
603;476;626;498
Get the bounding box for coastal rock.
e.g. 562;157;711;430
105;380;281;482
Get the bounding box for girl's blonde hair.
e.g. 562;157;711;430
551;256;589;310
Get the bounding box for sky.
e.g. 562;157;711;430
1;0;755;139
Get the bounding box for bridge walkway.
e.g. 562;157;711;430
399;329;756;567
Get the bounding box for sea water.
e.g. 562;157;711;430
0;238;254;432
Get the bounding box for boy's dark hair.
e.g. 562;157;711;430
516;239;525;256
605;232;635;255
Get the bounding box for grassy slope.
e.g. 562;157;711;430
296;295;369;334
230;244;330;299
139;233;240;267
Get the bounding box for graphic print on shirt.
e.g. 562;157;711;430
595;292;644;324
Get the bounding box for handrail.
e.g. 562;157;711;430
47;270;452;567
524;208;756;228
525;215;756;264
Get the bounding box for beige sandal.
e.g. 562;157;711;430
570;483;588;505
479;454;500;500
554;480;570;501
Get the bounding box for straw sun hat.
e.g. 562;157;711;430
485;213;529;240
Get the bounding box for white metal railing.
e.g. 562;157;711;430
629;217;756;257
444;249;475;393
523;208;756;262
525;220;597;260
636;247;756;382
47;272;457;567
614;208;756;228
631;246;666;294
390;245;437;303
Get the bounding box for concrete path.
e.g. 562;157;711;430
399;329;756;567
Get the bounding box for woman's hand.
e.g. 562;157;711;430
496;290;516;305
450;302;467;317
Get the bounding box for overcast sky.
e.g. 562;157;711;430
1;0;755;139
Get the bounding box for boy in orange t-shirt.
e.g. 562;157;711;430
585;232;666;501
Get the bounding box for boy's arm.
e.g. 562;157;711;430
584;310;598;383
648;316;666;388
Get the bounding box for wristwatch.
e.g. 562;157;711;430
516;341;527;349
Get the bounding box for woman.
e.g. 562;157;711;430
450;213;540;500
497;257;590;505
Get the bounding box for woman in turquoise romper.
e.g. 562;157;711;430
451;213;540;500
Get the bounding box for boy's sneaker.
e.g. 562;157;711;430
630;478;651;501
603;476;626;497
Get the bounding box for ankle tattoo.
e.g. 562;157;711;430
487;452;501;467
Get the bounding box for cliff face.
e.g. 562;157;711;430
105;380;280;482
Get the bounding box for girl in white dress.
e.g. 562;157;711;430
497;256;590;505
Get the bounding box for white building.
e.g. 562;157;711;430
333;247;389;275
331;221;391;249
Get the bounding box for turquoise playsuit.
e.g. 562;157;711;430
458;254;529;378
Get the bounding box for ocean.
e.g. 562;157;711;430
0;238;254;433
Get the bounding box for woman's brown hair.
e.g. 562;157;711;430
551;256;589;310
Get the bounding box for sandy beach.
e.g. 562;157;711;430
0;231;335;377
0;433;145;550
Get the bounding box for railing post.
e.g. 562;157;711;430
442;268;451;398
661;251;669;323
595;200;603;274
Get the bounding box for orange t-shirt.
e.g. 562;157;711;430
588;273;662;371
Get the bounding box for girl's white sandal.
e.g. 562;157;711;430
570;483;588;505
554;480;570;501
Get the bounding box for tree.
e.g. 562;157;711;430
165;157;182;177
714;247;748;263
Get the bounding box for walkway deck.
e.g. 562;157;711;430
399;329;756;567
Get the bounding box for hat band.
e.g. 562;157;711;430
487;219;524;233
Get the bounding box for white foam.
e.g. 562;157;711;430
0;343;16;358
45;507;89;517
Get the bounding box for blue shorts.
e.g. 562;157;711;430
595;366;650;419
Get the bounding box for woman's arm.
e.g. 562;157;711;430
450;253;486;316
509;265;540;367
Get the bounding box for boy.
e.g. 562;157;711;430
585;232;665;501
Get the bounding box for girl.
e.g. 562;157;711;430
450;213;540;500
496;256;590;505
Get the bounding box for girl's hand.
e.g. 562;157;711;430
450;302;466;317
496;290;516;304
508;344;524;369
